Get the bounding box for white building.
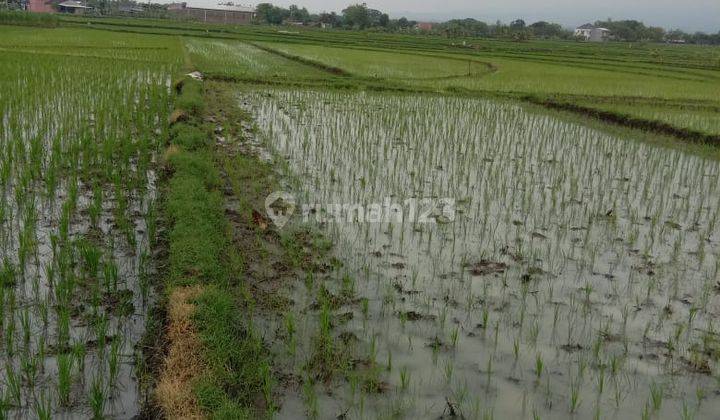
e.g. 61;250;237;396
575;24;611;42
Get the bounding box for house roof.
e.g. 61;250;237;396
119;5;145;12
58;1;91;8
181;3;254;12
577;23;595;29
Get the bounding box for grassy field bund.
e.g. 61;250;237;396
1;13;720;420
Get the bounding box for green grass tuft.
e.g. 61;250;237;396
193;286;271;417
170;123;211;151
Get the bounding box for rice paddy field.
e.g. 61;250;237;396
184;38;331;81
255;42;720;101
0;25;178;418
244;88;720;419
2;15;720;420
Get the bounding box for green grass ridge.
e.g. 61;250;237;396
166;77;271;418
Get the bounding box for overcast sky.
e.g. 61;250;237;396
174;0;719;32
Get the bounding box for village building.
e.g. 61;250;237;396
57;1;91;14
27;0;55;13
26;0;91;13
167;3;255;25
416;22;434;31
118;5;146;14
575;23;611;42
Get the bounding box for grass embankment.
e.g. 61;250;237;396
155;78;272;419
250;42;352;76
524;96;720;144
203;81;373;417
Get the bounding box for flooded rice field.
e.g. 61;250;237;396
0;48;172;418
243;89;720;419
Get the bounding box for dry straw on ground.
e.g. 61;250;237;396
156;286;205;419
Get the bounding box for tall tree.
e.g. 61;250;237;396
318;11;341;27
342;3;370;29
438;19;490;37
288;4;310;23
255;3;288;24
529;21;568;38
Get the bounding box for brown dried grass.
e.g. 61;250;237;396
162;144;181;166
169;109;188;125
156;285;206;420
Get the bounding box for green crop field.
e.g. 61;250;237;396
257;42;495;79
2;13;720;420
257;41;720;101
184;38;332;80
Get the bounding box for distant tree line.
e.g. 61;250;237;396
594;20;665;42
5;0;718;44
595;20;720;44
256;2;415;30
255;2;720;45
1;0;26;10
434;19;570;40
433;18;720;44
681;31;720;45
